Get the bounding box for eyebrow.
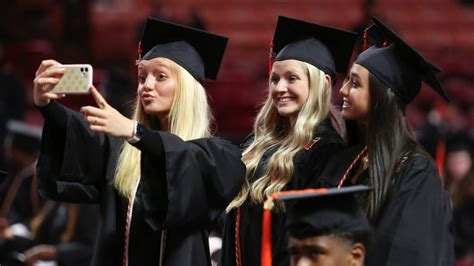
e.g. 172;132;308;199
272;68;305;76
139;62;170;72
350;72;361;80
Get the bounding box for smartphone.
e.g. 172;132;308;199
51;64;93;94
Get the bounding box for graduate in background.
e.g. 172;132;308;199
221;16;357;266
268;186;372;266
0;121;98;266
318;17;455;265
0;121;42;228
0;201;99;266
33;17;245;266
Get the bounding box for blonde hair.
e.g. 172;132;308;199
226;62;331;211
114;58;212;197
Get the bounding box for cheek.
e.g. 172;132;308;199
156;82;176;98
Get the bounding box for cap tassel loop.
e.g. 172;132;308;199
362;28;369;51
268;40;275;75
261;197;274;266
261;188;329;266
135;41;142;65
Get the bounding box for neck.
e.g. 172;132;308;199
160;117;170;132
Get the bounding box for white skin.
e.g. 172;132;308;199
339;64;371;122
270;60;331;125
33;58;176;137
270;60;310;125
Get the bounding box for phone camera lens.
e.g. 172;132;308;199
85;68;89;72
80;67;84;72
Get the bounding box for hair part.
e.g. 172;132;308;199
114;58;212;197
226;62;332;211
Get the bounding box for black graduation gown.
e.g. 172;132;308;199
0;166;40;225
318;145;455;266
220;120;345;266
0;202;99;266
36;101;245;266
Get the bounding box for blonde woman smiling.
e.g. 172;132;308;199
220;16;357;266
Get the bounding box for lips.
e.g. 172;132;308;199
141;93;154;102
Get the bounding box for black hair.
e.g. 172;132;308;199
362;72;426;223
330;230;373;252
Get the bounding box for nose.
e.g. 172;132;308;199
339;81;349;97
295;257;313;266
142;75;154;91
274;79;288;92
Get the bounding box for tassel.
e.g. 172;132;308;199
268;40;275;75
434;100;447;177
435;138;446;177
260;188;329;266
362;28;369;51
261;198;274;266
136;41;142;65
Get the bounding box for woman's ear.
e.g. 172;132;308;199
325;75;332;87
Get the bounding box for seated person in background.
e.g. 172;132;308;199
0;201;99;266
271;186;372;266
0;120;43;232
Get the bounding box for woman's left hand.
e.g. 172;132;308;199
80;86;135;139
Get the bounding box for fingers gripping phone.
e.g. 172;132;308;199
52;64;93;94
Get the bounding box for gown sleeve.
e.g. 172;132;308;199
367;156;455;266
133;130;246;230
36;101;108;203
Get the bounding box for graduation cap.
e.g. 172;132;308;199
5;120;42;154
260;185;372;266
138;17;228;85
272;16;358;85
281;185;372;239
355;17;449;103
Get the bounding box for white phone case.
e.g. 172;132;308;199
51;64;93;94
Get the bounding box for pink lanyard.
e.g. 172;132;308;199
122;176;167;266
337;146;368;188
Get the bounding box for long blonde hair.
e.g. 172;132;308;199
226;61;332;211
114;58;212;197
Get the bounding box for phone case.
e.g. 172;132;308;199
52;64;93;94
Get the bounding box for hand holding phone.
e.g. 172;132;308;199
51;64;93;94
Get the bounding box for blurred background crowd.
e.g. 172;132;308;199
0;0;473;265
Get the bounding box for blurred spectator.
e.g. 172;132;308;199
418;102;470;159
0;42;28;170
0;201;99;266
454;197;474;264
444;137;474;207
0;120;99;265
0;120;42;226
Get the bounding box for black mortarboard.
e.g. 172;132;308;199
272;16;357;85
5;120;42;154
138;17;228;85
355;17;449;103
278;185;372;239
